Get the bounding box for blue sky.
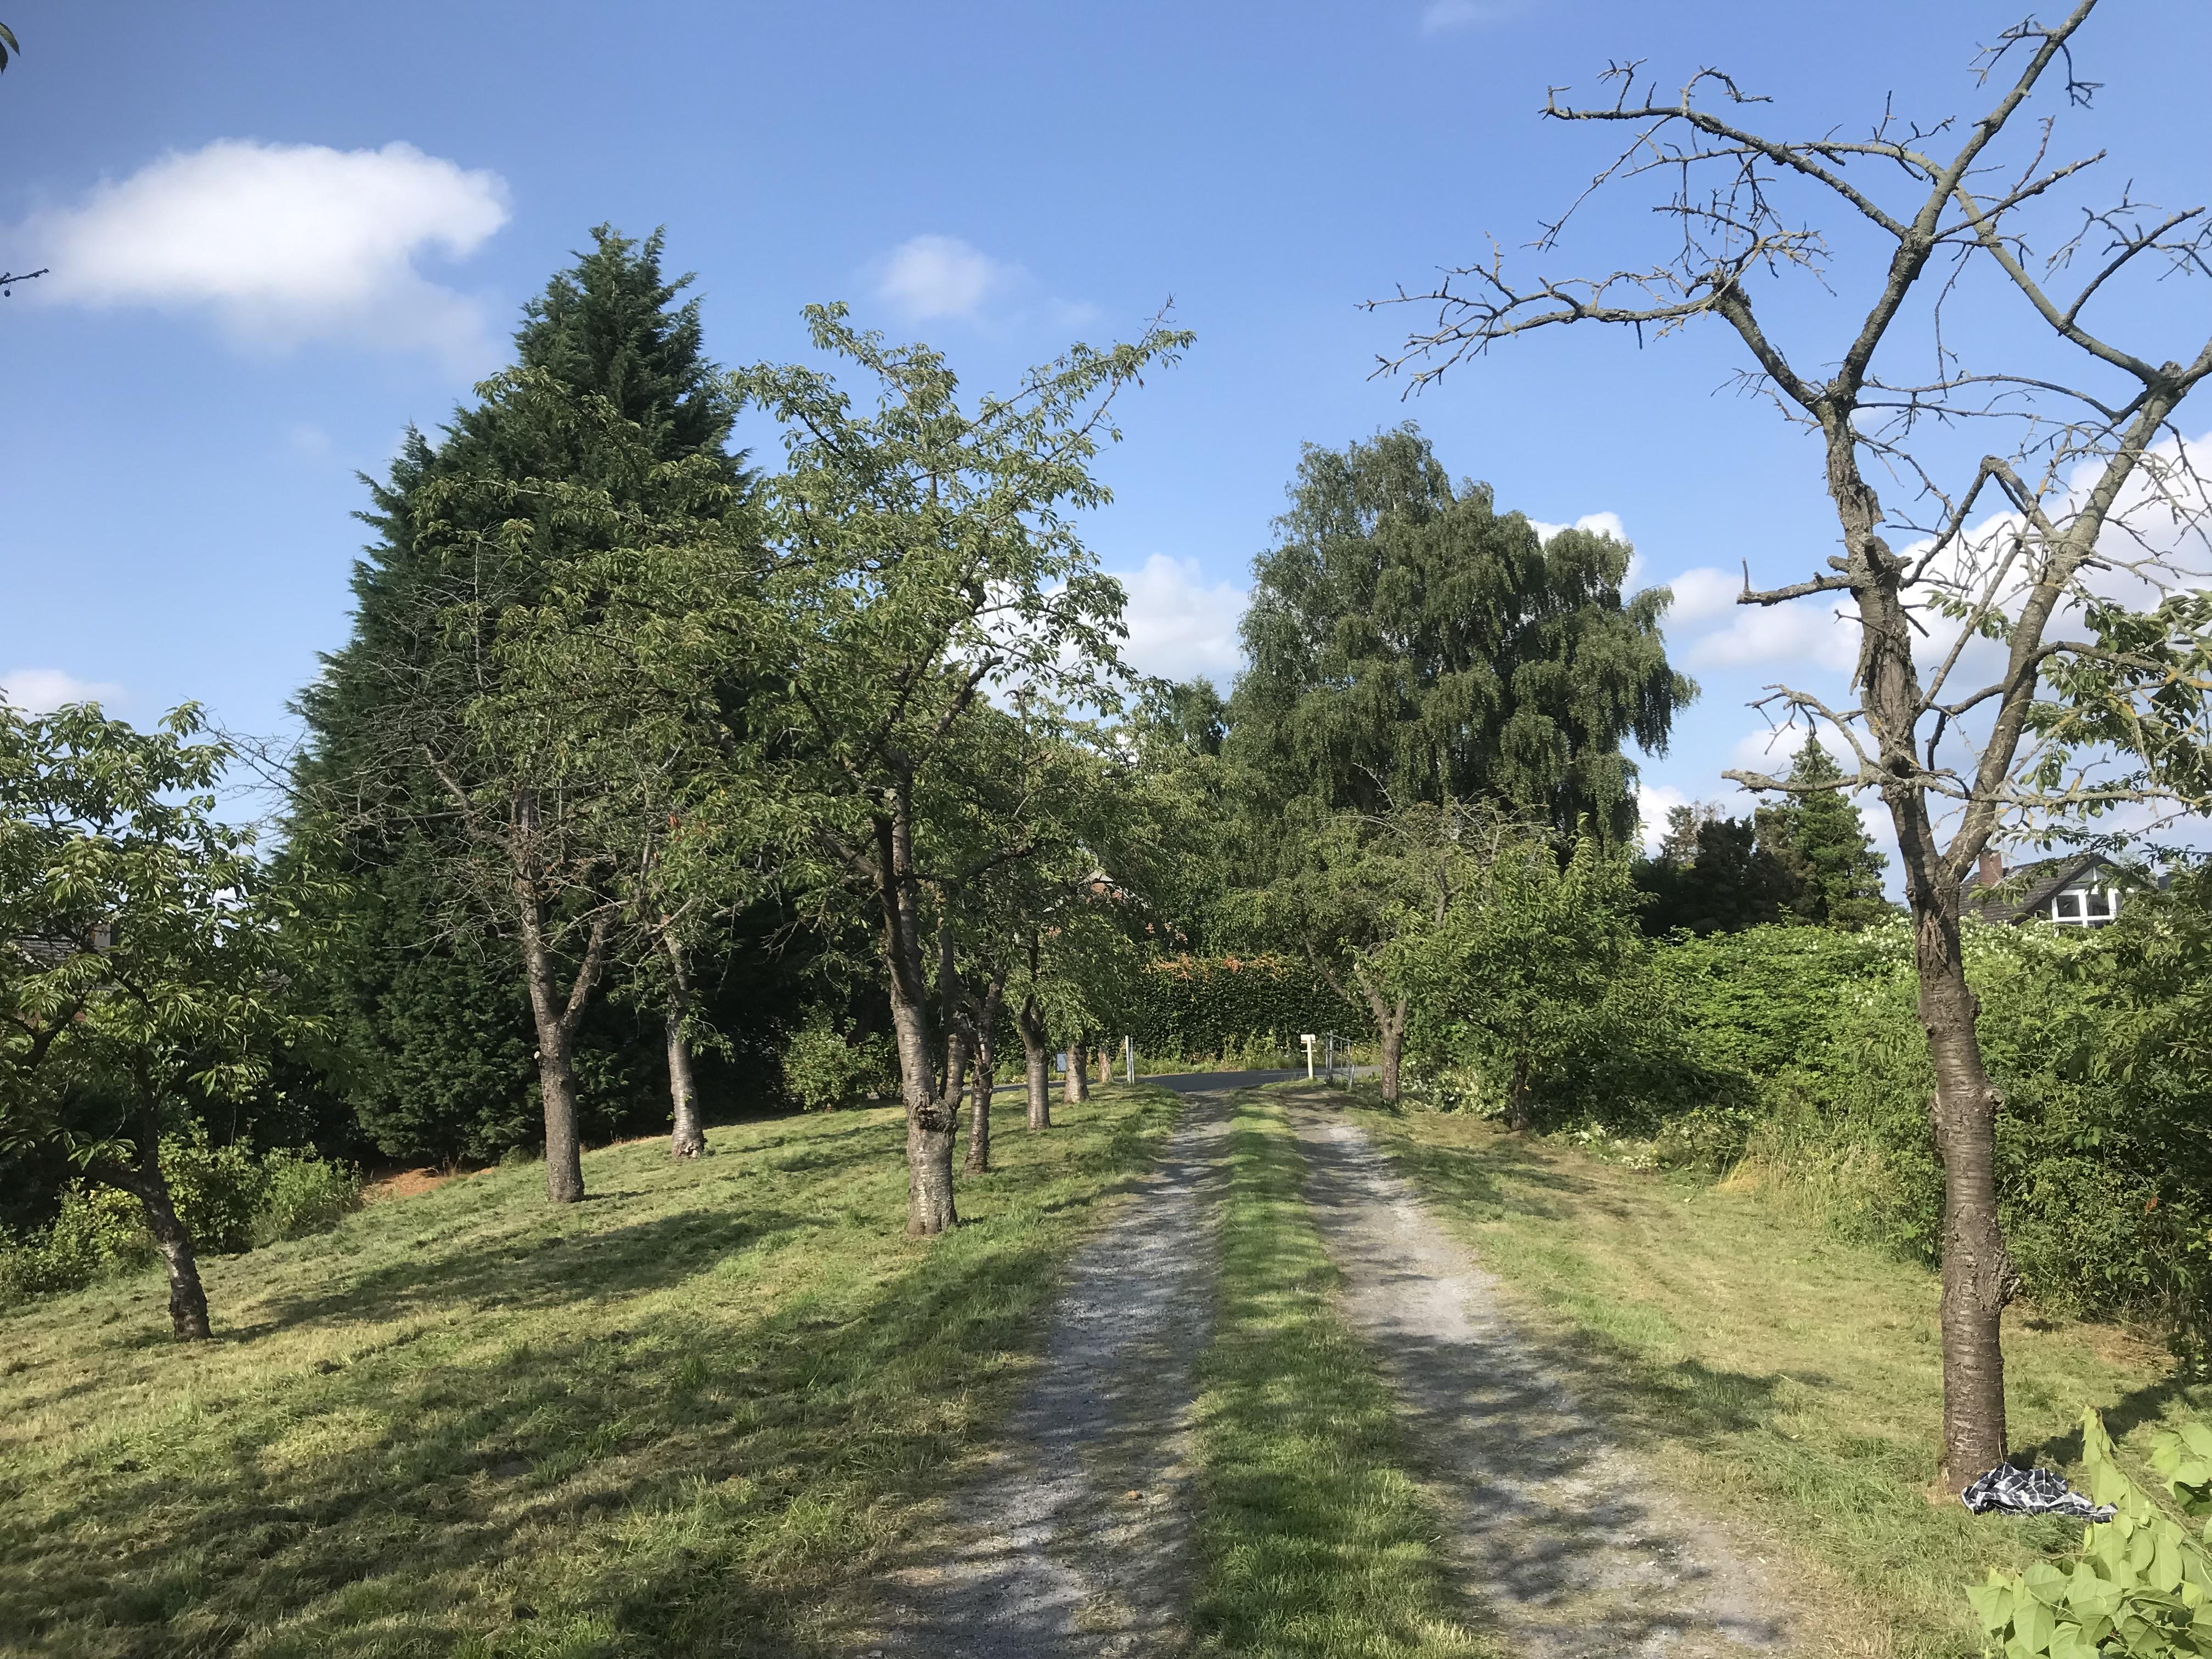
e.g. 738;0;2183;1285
4;0;2209;859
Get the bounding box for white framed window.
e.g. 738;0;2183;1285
2052;889;2085;922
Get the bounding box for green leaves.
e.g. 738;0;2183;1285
0;702;325;1166
1227;426;1694;842
1970;1411;2212;1658
2151;1422;2212;1525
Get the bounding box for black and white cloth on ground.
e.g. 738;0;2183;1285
1960;1464;2117;1522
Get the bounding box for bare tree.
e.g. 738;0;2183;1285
1379;0;2212;1480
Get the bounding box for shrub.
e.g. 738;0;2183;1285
782;1015;896;1111
252;1150;363;1245
0;1139;362;1305
1967;1410;2211;1658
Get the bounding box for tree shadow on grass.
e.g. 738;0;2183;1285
2013;1364;2212;1472
5;1210;1107;1657
1;1100;1180;1659
231;1203;822;1338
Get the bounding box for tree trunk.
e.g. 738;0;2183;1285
662;934;705;1158
517;898;607;1205
867;799;967;1237
666;1009;703;1158
1912;896;2016;1480
1019;996;1052;1130
1378;996;1407;1104
1097;1045;1112;1087
965;975;1003;1173
1064;1045;1088;1105
888;966;962;1233
1312;947;1403;1104
967;1045;993;1172
1506;1052;1532;1133
102;1142;210;1341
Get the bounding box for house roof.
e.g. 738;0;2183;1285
1961;851;2140;924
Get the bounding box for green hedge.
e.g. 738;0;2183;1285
1129;954;1368;1058
1618;912;2210;1358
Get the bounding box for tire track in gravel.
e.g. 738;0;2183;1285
865;1082;1235;1659
1287;1101;1797;1659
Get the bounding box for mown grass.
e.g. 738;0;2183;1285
0;1085;1181;1658
1356;1107;2208;1659
1192;1091;1489;1659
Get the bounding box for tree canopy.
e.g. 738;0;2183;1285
1228;425;1694;843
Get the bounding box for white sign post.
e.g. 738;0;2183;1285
1301;1034;1316;1080
1124;1035;1135;1085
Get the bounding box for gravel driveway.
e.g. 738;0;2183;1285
866;1084;1234;1658
1289;1101;1794;1657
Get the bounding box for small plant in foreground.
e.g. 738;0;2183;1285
1968;1412;2212;1657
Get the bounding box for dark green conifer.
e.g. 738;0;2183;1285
291;228;753;1164
1757;731;1891;929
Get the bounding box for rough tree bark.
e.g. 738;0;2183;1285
99;1126;209;1341
1063;1044;1088;1105
661;932;706;1159
516;894;609;1206
965;971;1006;1173
1019;992;1052;1130
1096;1044;1112;1087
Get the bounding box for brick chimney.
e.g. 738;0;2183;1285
1977;848;2004;888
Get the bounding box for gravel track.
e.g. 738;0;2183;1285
1288;1101;1795;1658
865;1085;1233;1658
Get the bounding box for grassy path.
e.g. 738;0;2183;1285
1285;1098;1793;1658
1351;1102;2207;1659
1189;1091;1486;1658
0;1087;1180;1658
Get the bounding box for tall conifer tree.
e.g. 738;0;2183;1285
1757;732;1891;929
292;228;752;1169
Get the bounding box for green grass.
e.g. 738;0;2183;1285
1192;1092;1488;1658
1355;1106;2209;1659
0;1086;1181;1658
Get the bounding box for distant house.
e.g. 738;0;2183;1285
1961;850;2150;929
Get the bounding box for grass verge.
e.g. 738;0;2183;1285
1192;1091;1488;1658
1356;1107;2207;1659
0;1085;1180;1658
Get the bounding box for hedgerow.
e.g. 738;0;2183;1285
1127;953;1367;1059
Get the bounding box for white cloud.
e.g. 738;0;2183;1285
1686;596;1860;674
13;139;510;362
1111;554;1248;684
1527;510;1625;545
3;667;123;713
1660;565;1739;625
1635;781;1688;855
874;234;1020;323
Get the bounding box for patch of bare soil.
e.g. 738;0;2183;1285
361;1167;460;1203
863;1087;1233;1658
1288;1102;1798;1659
